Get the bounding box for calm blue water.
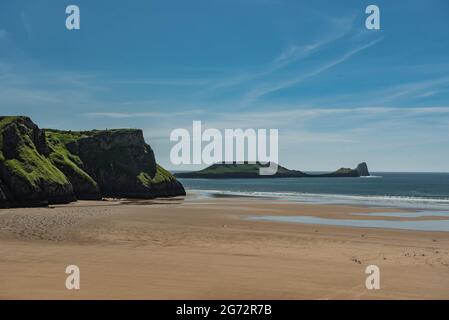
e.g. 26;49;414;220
178;172;449;210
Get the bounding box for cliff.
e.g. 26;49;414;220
175;162;370;179
0;116;185;208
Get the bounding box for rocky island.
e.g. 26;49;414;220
0;116;185;208
175;162;370;179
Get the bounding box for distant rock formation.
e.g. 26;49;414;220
356;162;370;176
0;116;185;208
175;162;306;179
175;162;370;179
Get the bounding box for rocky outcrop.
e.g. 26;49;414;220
175;162;370;179
0;117;76;207
61;129;184;199
0;116;185;208
0;179;11;208
318;162;370;177
303;162;371;177
356;162;370;176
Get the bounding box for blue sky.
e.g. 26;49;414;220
1;0;449;172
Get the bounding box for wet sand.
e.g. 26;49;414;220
0;196;448;299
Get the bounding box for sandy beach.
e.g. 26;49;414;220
0;195;448;299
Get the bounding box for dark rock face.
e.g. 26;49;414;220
356;162;370;176
75;130;156;196
150;179;186;197
51;160;101;201
0;179;11;208
0;116;185;208
67;130;184;198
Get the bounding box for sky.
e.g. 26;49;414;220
0;0;449;172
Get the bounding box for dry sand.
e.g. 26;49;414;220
0;195;448;299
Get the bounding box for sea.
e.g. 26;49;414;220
177;172;449;211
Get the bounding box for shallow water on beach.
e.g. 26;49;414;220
249;214;449;232
353;211;449;218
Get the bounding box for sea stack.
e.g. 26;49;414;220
356;162;370;176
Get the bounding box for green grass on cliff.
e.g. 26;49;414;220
137;164;175;186
93;128;139;135
1;117;69;187
46;128;140;139
45;129;88;145
0;116;19;129
2;130;69;188
45;131;98;187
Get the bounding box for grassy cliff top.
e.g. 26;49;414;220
46;128;141;137
0;116;23;128
1;116;143;146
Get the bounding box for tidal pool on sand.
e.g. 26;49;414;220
249;215;449;232
353;211;449;218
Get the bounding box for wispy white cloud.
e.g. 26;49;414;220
210;106;449;129
245;37;384;103
373;76;449;104
265;74;449;110
273;20;353;68
203;16;356;94
416;90;439;98
307;76;449;108
106;78;211;86
84;106;449;134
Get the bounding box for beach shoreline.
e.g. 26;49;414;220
0;195;448;299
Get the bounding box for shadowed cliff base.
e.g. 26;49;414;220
0;116;185;208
